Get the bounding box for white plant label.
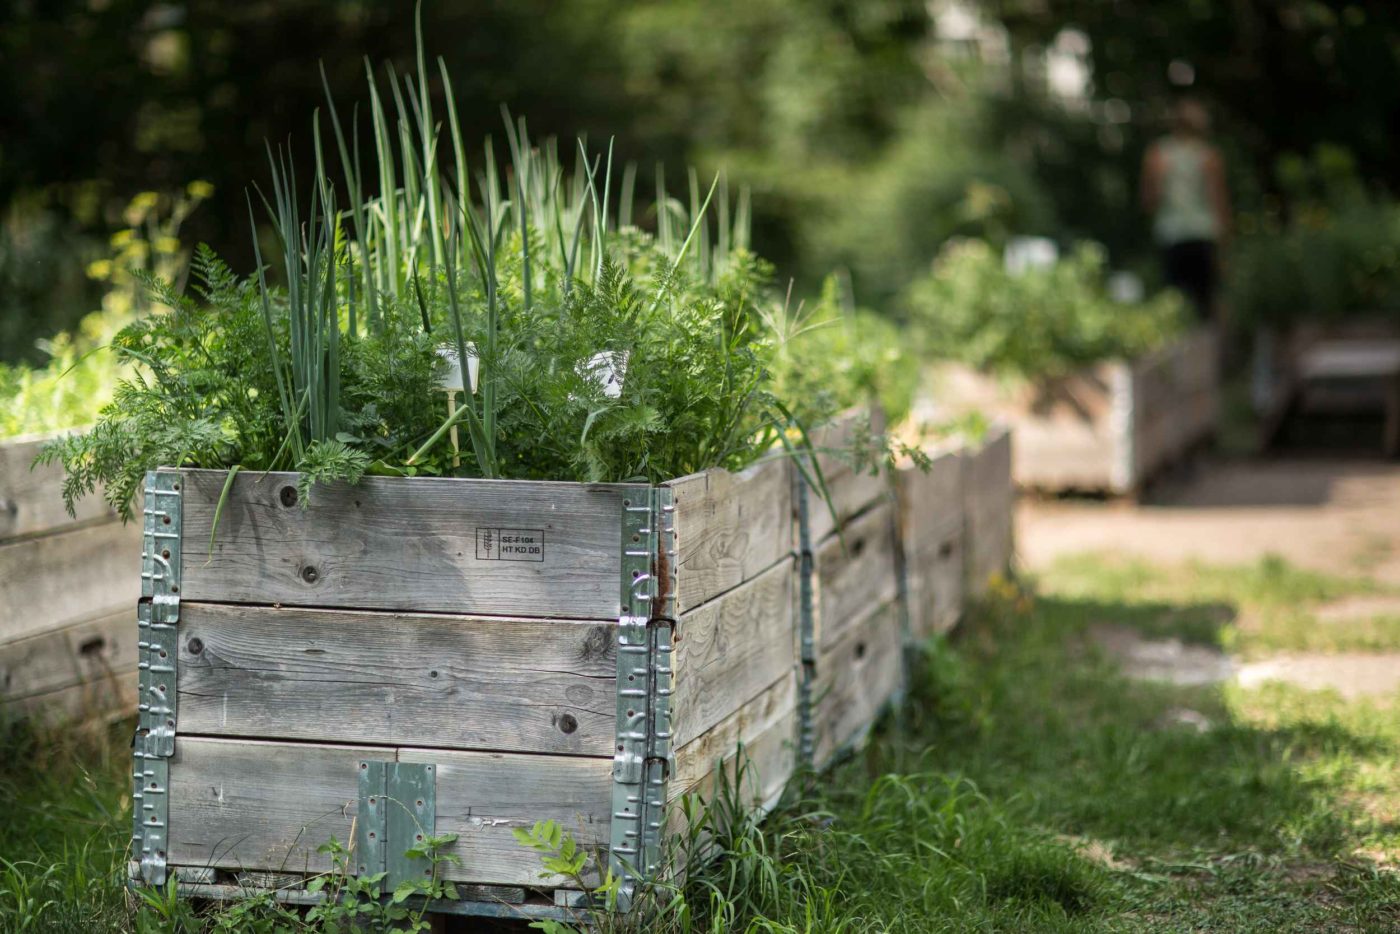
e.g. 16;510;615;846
435;343;479;394
581;350;628;399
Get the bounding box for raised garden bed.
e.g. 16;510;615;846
133;459;799;918
0;432;139;724
128;398;1004;920
936;328;1217;496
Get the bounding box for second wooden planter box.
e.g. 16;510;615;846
936;328;1218;495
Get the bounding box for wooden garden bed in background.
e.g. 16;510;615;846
0;432;139;725
933;328;1218;496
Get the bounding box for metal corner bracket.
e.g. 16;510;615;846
132;469;183;887
792;468;817;771
608;486;676;908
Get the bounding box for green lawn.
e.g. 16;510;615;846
3;554;1398;931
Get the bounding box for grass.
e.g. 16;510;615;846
1044;550;1400;656
3;554;1398;931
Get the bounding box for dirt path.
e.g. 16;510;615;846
1020;456;1400;697
1019;457;1400;584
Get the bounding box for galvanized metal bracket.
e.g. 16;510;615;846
132;469;183;888
608;486;676;908
793;469;817;770
356;761;438;893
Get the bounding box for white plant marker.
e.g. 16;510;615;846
436;344;479;467
582;350;628;399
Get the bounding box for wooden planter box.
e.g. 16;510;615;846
936;328;1219;495
132;460;798;919
893;444;965;641
1;433;139;724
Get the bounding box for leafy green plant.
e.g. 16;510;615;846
0;184;209;439
40;24;880;519
903;238;1187;380
302;830;461;933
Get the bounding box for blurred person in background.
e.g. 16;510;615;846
1140;97;1231;323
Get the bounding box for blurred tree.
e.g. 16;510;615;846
3;0;1398;358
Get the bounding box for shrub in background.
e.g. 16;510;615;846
902;238;1187;380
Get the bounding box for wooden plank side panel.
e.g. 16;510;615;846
178;603;617;756
812;602;903;769
671;558;795;749
813;501;899;651
804;407;889;544
0;520;140;644
963;427;1014;599
400;746;611;886
0;434;118;542
894;447;963;639
167;737;611;888
670;672;797;811
905;522;965;641
0;665;136;726
893;447;963;560
668;459;793;614
179;470;637;619
0;608;135;702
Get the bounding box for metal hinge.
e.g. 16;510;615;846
356;761;438;893
608;486;676;907
132;469;183;887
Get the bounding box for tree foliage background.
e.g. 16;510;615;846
3;0;1398;361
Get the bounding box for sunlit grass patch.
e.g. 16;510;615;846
1040;550;1400;656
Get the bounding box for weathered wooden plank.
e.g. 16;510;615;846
167;737;611;888
813;500;899;651
399;746;611;886
0;433;118;542
804;407;890;544
666;674;796;878
906;524;965;639
0;607;135;702
668;459;793;613
894;446;963;560
812;601;903;769
0;664;136;725
670;672;796;809
178;469;639;619
177;603;616;756
671;558;794;749
894;446;965;640
963;426;1014;599
0;519;140;644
